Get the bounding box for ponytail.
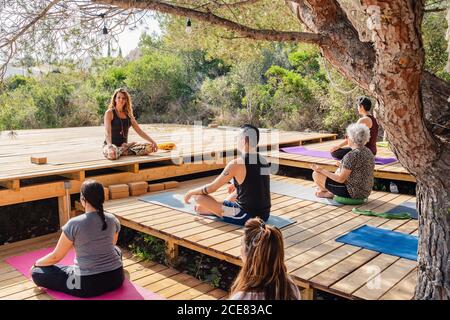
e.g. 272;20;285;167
98;203;107;231
80;180;108;231
230;217;297;300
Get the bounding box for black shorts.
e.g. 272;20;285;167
325;178;351;198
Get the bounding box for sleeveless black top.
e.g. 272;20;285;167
233;153;271;220
365;115;379;155
108;108;131;147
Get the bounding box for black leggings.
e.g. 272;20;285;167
31;265;124;298
325;178;351;198
331;147;352;160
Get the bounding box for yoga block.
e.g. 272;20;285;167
104;187;110;201
128;181;149;196
164;181;179;190
31;156;47;165
148;183;165;192
109;184;129;199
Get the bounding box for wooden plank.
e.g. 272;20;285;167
379;269;417;300
115;163;139;174
0;179;20;191
166;241;179;267
61;171;85;182
330;254;400;295
352;258;417;300
0;182;65;207
58;196;70;227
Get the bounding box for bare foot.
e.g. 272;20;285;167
315;190;334;199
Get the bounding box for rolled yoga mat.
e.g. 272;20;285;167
335;225;418;261
280;146;398;165
139;191;295;228
6;247;164;300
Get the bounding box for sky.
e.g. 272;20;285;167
109;15;162;57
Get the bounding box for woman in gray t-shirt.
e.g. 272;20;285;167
31;180;124;298
311;123;375;199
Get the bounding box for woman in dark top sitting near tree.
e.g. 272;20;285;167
184;124;271;226
330;96;379;159
31;180;124;298
312;123;375;200
103;88;158;160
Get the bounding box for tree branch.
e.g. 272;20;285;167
287;0;375;90
0;0;62;50
424;7;447;12
92;0;323;43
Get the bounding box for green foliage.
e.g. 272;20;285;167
4;75;35;91
0;71;99;130
196;43;362;134
422;11;450;81
182;254;223;288
127;234;167;264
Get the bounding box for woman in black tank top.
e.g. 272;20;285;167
183;124;272;225
330;96;378;159
103;88;158;160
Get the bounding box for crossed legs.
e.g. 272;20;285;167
312;171;334;198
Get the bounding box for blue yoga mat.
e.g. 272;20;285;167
336;225;418;261
386;202;418;219
270;180;343;206
139;191;295;228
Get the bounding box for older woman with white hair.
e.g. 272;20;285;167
311;123;375;199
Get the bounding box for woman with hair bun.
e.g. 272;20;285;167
229;217;301;300
30;180;124;298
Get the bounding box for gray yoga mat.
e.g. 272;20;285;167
270;180;344;206
386;201;418;220
139;191;295;228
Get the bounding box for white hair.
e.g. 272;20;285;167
346;123;370;147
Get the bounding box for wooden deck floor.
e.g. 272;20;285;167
104;175;418;300
0;233;226;300
0;124;336;187
262;139;414;182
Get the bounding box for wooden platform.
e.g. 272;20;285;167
104;175;418;300
262;139;415;182
0;233;226;300
0;125;336;186
0;125;336;206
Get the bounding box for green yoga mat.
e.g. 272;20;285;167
352;208;411;220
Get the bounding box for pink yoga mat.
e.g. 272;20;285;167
280;146;397;165
6;247;164;300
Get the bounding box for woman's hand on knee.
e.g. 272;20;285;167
107;149;118;160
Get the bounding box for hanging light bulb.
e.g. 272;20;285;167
99;13;108;35
185;18;192;34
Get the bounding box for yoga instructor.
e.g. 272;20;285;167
103;88;158;160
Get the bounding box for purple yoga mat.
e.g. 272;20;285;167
280;146;397;165
6;247;164;300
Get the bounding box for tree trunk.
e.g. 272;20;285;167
415;168;450;299
358;0;450;299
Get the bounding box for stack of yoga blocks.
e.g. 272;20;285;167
107;180;180;200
